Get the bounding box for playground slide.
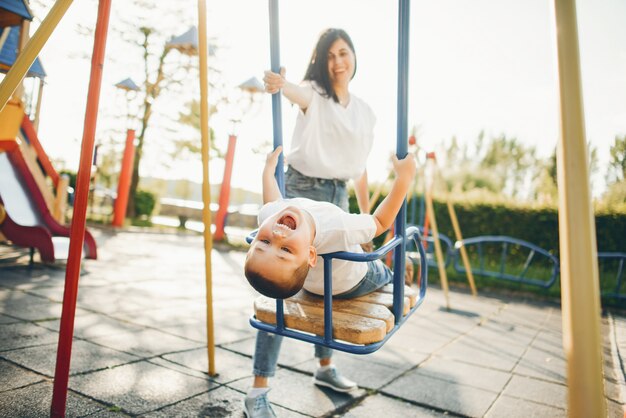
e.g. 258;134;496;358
0;144;97;263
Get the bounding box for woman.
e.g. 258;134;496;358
263;28;375;214
244;28;377;418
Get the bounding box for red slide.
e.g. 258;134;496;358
0;143;97;263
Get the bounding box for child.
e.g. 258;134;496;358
245;146;416;300
242;146;416;418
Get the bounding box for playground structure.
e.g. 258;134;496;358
0;137;97;263
0;9;96;263
0;1;614;418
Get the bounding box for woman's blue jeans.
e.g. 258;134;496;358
252;166;391;377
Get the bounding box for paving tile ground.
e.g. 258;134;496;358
0;228;624;417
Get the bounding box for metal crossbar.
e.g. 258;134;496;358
247;226;427;354
452;235;560;289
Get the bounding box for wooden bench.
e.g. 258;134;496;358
254;285;417;345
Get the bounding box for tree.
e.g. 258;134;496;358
602;135;626;206
529;140;600;204
174;99;223;160
532;147;558;204
439;132;545;201
126;25;198;217
78;0;223;218
607;135;626;184
479;134;538;198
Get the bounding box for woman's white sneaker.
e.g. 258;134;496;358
313;365;357;392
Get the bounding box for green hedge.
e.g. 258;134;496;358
350;192;626;255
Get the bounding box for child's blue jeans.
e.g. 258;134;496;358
252;260;393;377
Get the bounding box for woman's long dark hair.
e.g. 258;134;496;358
303;28;357;103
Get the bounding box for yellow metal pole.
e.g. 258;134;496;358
33;79;45;132
552;1;606;417
197;0;216;377
424;163;450;309
0;0;74;111
13;19;30;102
447;201;477;296
426;195;450;309
429;153;476;298
53;174;69;224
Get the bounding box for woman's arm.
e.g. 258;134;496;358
264;68;313;110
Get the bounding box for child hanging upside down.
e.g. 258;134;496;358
242;145;416;418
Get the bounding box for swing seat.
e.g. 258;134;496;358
254;285;418;345
249;227;427;354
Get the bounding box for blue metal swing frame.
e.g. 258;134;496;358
249;0;427;355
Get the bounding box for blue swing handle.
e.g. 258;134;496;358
268;0;284;193
268;0;285;328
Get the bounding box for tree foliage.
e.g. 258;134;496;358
608;135;626;183
439;132;539;201
436;132;609;206
89;0;227;218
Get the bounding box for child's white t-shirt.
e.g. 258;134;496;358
257;198;377;295
286;83;376;181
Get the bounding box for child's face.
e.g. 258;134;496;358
247;205;317;278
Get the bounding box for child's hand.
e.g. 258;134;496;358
263;67;286;94
265;146;283;172
391;153;417;184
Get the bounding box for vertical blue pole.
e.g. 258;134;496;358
268;0;284;329
393;0;410;323
323;257;334;344
419;193;425;226
268;0;285;194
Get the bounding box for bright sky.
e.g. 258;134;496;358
26;0;626;197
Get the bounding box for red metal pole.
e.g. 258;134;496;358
111;129;135;227
50;0;112;416
213;134;237;241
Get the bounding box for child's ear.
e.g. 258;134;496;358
308;245;317;268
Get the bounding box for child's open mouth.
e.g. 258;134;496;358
277;214;296;230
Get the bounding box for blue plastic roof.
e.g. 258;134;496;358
0;0;32;20
166;26;216;56
166;26;198;50
0;26;45;78
115;77;140;91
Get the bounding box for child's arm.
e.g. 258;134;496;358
264;68;313;110
262;146;283;204
371;154;416;237
354;170;370;214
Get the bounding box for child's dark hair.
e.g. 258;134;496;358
303;28;356;104
245;260;310;299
